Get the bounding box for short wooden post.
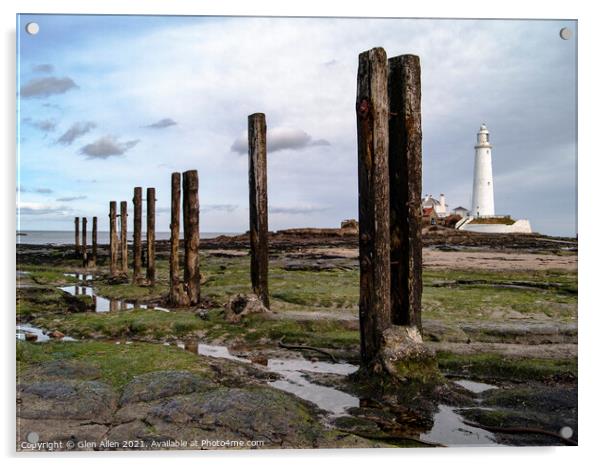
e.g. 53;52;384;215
109;202;118;277
120;201;128;276
248;113;270;308
183;171;200;305
82;217;88;268
90;216;97;268
170;172;188;306
132;187;142;284
74;217;80;254
389;54;423;330
356;47;391;366
146;188;156;286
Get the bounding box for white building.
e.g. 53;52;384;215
422;193;448;217
456;124;532;234
471;124;495;217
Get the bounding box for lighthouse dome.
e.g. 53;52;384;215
479;123;488;132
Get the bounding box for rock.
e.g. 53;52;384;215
195;309;209;320
250;354;268;366
18;380;117;422
145;387;326;448
48;330;65;339
119;370;213;405
377;326;441;383
282;260;350;272
224;294;270;323
25;333;37;342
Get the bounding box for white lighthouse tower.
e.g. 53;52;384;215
471;123;495;217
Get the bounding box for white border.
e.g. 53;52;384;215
2;1;599;465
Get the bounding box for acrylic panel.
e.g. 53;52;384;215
16;14;577;451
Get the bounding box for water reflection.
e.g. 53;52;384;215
60;285;169;313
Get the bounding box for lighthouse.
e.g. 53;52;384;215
471;123;495;217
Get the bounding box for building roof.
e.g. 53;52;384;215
452;206;469;212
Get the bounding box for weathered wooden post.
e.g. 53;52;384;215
132;187;142;284
82;217;88;268
120;201;128;276
248;113;270;308
183;170;200;305
74;217;80;254
169;172;188;306
109;202;118;277
146;188;156;286
389;54;423;330
356;47;391;366
90;216;97;268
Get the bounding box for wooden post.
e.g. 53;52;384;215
146;188;156;286
74;217;80;254
248;113;270;308
170;173;188;306
389;54;423;330
90;216;97;268
82;217;88;268
109;202;118;277
183;171;200;305
120;201;128;276
356;47;391;366
132;187;142;284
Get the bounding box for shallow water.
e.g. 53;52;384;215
188;341;360;415
16;323;76;342
420;405;498;446
454;379;497;394
60;285;169;313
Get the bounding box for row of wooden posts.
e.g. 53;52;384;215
72;113;270;311
71;47;422;368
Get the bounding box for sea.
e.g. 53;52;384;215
16;230;239;245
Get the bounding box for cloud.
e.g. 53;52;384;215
270;205;330;215
79;136;140;159
201;204;238;213
23;118;57;132
32;64;54;73
57;121;96;145
56;195;87;202
145;118;177;129
231;128;331;154
20;76;78;98
17;202;71;216
17;186;53;194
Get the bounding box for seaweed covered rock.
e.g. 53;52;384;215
120;370;214;405
376;326;441;384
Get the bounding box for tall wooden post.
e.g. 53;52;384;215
109;202;118;277
170;173;188;306
90;216;97;268
389;54;423;330
74;217;80;254
132;187;142;284
183;171;200;305
146;188;156;286
81;217;88;268
356;47;391;366
120;201;128;276
248;113;270;308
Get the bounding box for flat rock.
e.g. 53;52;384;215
120;370;213;405
18;380;117;422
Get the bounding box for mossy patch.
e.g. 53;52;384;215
17;340;212;390
436;352;577;382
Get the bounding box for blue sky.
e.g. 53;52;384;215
16;15;577;236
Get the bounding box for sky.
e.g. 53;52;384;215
16;15;577;236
